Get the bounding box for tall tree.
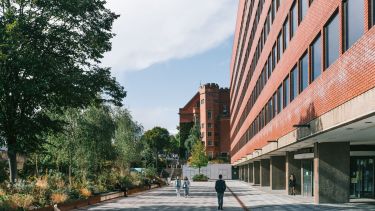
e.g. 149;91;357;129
189;141;208;174
0;0;125;182
142;127;170;170
184;123;200;157
113;108;143;175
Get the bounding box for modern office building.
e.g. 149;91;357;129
230;0;375;203
179;83;230;160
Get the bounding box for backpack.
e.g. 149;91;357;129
175;179;181;188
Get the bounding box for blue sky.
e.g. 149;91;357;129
103;0;239;133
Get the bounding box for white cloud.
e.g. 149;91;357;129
103;0;239;73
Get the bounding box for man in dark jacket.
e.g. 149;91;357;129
215;174;226;210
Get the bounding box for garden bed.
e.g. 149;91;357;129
34;185;163;211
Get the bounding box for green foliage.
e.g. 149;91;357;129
0;0;126;182
141;127;170;169
184;123;201;156
189;141;208;174
192;174;208;182
0;161;7;183
178;122;194;158
143;167;157;179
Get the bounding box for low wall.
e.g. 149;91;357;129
183;164;232;180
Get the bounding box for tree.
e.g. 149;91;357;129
141;127;170;170
184;123;200;157
0;0;126;183
113;108;143;175
189;141;208;174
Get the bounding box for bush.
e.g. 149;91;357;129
51;192;68;204
192;174;208;182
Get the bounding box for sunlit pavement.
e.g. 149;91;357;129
77;181;243;211
77;180;375;211
227;180;375;211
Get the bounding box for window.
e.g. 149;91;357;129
372;0;375;26
267;10;271;35
272;0;276;22
201;123;204;129
291;2;298;38
207;111;212;119
208;141;213;146
208;151;214;159
273;93;277;115
290;66;298;101
299;0;309;23
277;85;283;113
344;0;364;51
278;33;283;60
324;12;339;68
283;77;290;108
268;55;272;75
208;123;212;128
283;18;289;50
208;132;212;137
201;99;205;104
311;35;322;82
300;52;309;92
272;45;276;70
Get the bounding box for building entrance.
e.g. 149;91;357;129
350;157;374;198
302;159;314;197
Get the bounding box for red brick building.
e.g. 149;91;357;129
179;83;230;160
230;0;375;203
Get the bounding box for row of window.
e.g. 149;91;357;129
232;0;373;156
232;0;313;137
231;0;280;125
201;123;213;129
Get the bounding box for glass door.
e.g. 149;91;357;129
350;157;374;198
302;159;314;197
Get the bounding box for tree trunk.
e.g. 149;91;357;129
7;143;17;184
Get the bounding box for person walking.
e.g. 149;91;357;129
215;174;226;210
289;174;296;195
182;176;190;197
175;176;181;197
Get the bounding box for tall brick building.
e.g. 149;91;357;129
230;0;375;203
179;83;230;160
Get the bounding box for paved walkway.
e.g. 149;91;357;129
78;181;243;211
77;180;375;211
228;181;375;211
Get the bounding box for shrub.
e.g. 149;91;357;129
79;188;92;199
9;194;34;209
36;177;49;190
192;174;208;182
51;192;68;204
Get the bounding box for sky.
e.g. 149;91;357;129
102;0;239;134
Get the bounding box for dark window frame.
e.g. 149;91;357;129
324;10;340;69
343;0;365;51
310;34;322;82
299;52;309;93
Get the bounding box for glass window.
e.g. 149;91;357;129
208;111;212;119
265;62;269;79
300;52;309;92
208;123;212;128
291;2;298;38
344;0;364;51
268;55;272;75
273;92;277;115
299;0;309;22
208;132;212;137
272;0;276;22
278;33;283;60
277;85;283;113
269;99;273;120
283;77;290;108
325;13;339;68
267;10;271;35
201;99;205;104
311;35;322;82
283;18;289;50
290;66;298;101
202;123;204;128
272;45;276;70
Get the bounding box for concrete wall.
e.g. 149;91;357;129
270;156;286;190
286;152;301;195
314;142;350;203
182;164;232;180
260;159;270;186
253;161;260;185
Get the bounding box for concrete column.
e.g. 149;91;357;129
253;161;260;185
244;164;248;182
314;142;350;203
286;151;301;195
249;163;254;183
239;166;242;180
260;159;270;186
270;156;286;190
